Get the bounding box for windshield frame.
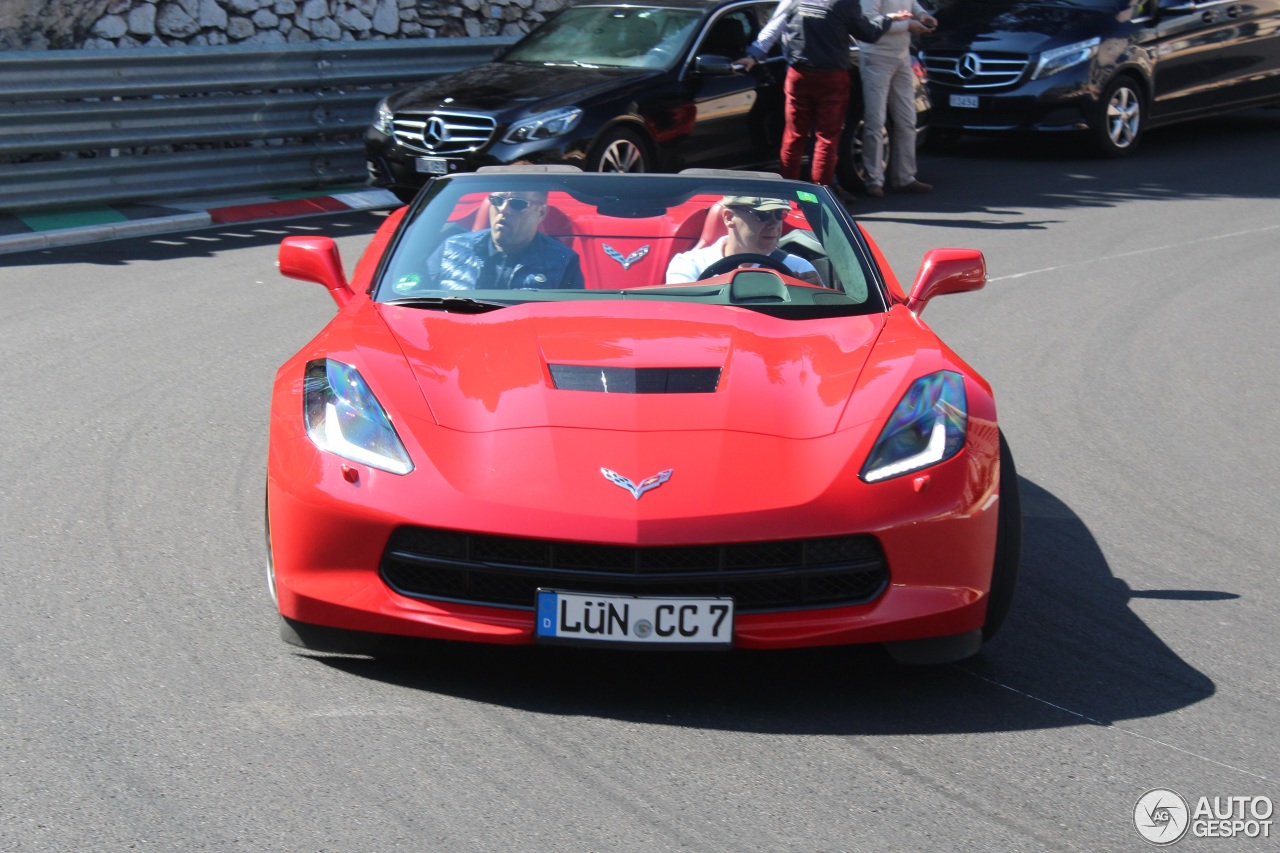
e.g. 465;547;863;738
370;170;891;319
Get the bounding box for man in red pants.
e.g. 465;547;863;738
739;0;906;204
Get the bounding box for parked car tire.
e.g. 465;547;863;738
1091;75;1144;158
837;117;884;191
588;128;650;173
838;110;930;190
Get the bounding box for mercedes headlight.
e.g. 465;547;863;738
373;98;395;135
1031;38;1100;80
503;107;583;143
861;371;967;482
304;359;413;475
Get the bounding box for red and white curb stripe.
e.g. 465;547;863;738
0;188;401;254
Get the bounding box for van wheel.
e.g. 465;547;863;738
1092;76;1144;157
588;129;649;173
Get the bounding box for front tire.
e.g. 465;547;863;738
265;489;277;607
588;128;649;173
268;489;382;655
1091;75;1144;157
982;430;1023;640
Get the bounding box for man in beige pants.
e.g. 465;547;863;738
858;0;936;196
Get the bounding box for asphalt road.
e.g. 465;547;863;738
2;111;1278;852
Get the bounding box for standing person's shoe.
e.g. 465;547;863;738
892;179;933;194
828;183;858;206
865;184;885;198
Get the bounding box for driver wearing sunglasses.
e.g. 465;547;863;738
427;190;585;290
666;195;820;285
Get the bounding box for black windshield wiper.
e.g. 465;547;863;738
383;296;509;314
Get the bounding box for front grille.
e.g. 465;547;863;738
392;110;496;156
921;51;1029;89
380;527;888;613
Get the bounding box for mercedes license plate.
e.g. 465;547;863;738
950;94;979;109
415;156;449;174
536;590;734;648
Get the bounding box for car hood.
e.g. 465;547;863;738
375;301;886;440
921;0;1117;54
387;62;661;116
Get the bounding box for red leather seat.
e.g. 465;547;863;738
694;202;728;250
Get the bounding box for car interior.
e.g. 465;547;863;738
699;14;753;58
441;191;837;292
375;173;882;311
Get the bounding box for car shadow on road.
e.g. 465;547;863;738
310;475;1224;736
851;108;1280;231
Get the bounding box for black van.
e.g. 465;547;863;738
917;0;1280;155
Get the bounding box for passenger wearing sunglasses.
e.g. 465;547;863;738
666;195;821;285
427;190;585;290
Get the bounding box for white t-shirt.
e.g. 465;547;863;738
666;236;818;283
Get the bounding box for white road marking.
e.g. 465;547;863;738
990;223;1280;282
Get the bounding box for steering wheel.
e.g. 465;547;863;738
697;252;792;280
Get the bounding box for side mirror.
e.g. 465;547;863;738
694;55;739;75
278;236;352;308
905;248;986;314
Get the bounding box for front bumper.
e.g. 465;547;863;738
267;424;1002;652
364;127;592;196
925;69;1099;133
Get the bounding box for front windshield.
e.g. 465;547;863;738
374;172;886;318
503;6;702;70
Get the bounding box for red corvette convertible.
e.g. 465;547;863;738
267;166;1020;664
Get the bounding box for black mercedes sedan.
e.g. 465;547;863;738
918;0;1280;156
364;0;930;202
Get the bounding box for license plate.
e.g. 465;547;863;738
950;94;979;108
415;156;449;174
536;589;734;648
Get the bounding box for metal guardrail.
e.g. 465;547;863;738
0;37;517;214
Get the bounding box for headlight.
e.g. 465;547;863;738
1031;37;1100;80
373;98;395;135
304;359;413;475
860;371;967;483
503;107;583;144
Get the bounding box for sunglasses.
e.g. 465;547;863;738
488;194;538;212
733;206;787;223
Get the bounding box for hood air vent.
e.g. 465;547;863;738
549;365;721;394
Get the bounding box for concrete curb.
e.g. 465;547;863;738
0;188;401;256
0;212;213;255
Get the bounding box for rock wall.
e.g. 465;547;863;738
0;0;565;49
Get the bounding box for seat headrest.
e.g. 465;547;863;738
694;202;728;250
470;198;575;239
